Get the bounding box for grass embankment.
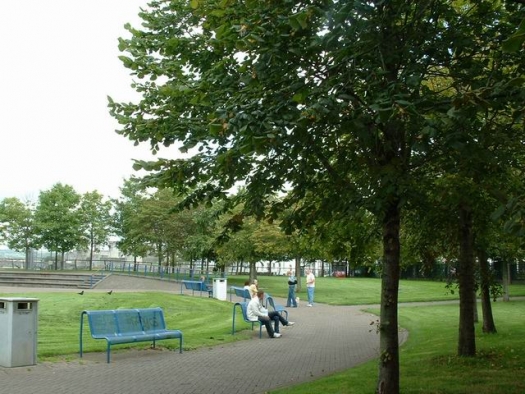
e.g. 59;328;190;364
0;291;250;360
271;300;525;394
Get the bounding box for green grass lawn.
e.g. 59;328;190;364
270;300;525;394
1;276;524;393
227;275;525;305
0;291;252;360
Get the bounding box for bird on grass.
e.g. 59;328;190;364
77;291;84;295
107;290;113;295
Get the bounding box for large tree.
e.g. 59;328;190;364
79;191;113;270
216;211;293;278
427;0;525;354
112;177;152;268
109;1;523;392
0;197;39;269
34;183;83;270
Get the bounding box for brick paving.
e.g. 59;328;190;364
0;275;396;394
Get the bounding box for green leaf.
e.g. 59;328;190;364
190;0;200;9
502;35;525;53
289;12;308;30
503;18;525;53
491;204;506;221
211;9;225;17
292;92;306;103
118;56;134;69
209;123;223;135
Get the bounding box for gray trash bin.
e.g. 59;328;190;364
212;278;227;301
0;297;39;367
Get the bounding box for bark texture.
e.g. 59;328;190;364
376;201;401;394
478;249;497;333
457;204;476;356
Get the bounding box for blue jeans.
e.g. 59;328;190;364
286;285;297;307
258;312;289;337
258;316;275;337
307;286;314;305
269;311;288;333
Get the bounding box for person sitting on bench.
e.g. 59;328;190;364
247;289;294;338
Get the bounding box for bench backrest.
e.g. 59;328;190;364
182;280;209;291
85;308;167;337
86;310;119;338
266;295;284;310
232;287;251;300
138;308;167;333
237;301;251;322
264;296;288;318
231;301;262;338
115;309;144;335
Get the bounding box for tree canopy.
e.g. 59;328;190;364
107;1;524;392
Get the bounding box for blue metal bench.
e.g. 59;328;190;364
79;308;183;363
231;302;263;338
266;296;288;319
229;286;251;302
181;280;213;297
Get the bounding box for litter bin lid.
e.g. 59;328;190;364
0;297;39;302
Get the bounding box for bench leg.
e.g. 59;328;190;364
107;343;111;363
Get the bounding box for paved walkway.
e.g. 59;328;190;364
0;275;399;394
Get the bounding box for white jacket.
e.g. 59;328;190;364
247;297;268;321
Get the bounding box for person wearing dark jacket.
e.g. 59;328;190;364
286;271;298;307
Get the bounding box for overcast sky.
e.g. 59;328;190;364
0;0;167;202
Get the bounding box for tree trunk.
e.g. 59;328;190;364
376;201;401;394
457;204;476;356
501;260;510;301
478;249;497;333
295;256;302;292
473;289;478;323
249;261;257;283
89;233;94;271
25;246;31;270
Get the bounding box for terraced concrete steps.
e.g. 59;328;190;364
0;271;107;289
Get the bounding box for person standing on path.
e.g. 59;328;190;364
286;271;298;307
306;268;315;307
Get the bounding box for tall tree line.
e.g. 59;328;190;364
0;184;112;270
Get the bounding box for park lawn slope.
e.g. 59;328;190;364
0;291;251;360
270;300;525;394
